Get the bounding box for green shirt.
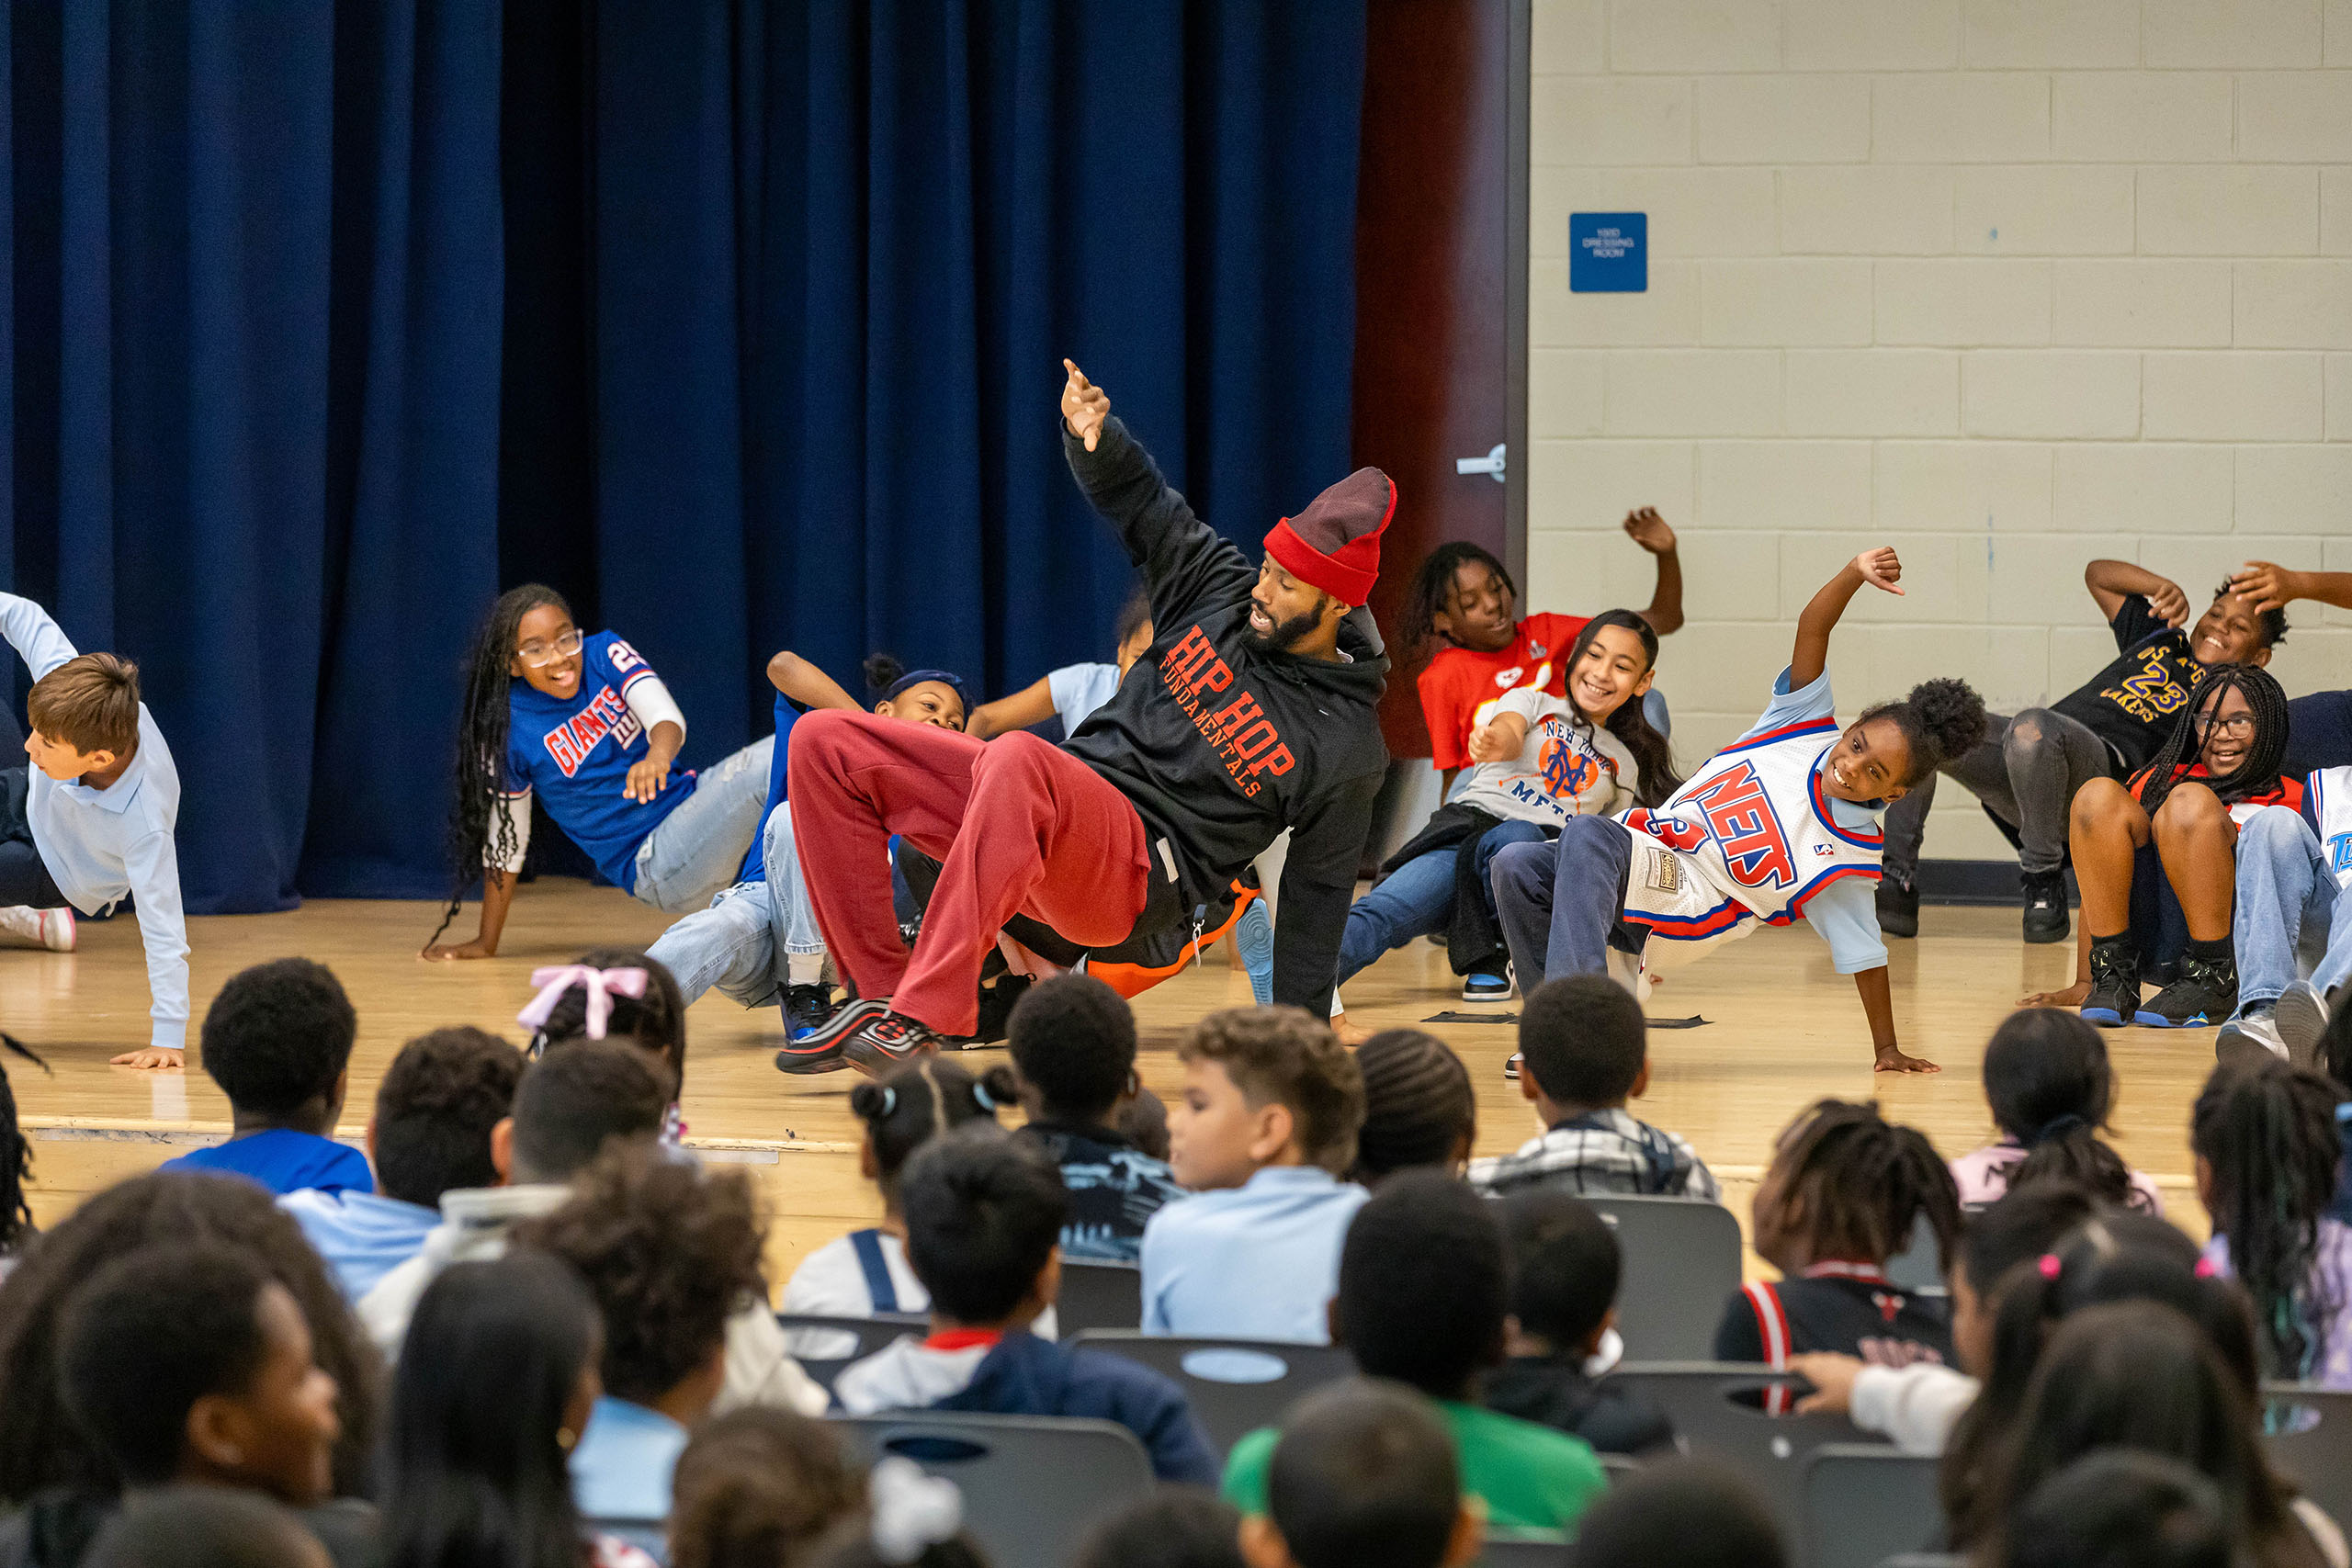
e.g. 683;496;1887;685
1220;1397;1608;1534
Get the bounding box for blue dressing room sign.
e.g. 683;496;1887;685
1570;212;1646;292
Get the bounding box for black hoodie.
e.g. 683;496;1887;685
1059;416;1389;1018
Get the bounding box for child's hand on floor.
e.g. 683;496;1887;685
109;1045;182;1071
1873;1043;1941;1074
1060;359;1109;451
2018;980;2091;1009
1787;1352;1863;1416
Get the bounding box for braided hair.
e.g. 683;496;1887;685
1349;1030;1476;1184
1558;609;1680;807
426;583;571;949
1860;678;1991;790
0;1036;49;1256
2133;663;2290;819
2190;1058;2344;1383
1758;1099;1962;1276
1402;542;1514;655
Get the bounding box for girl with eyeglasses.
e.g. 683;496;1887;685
2028;663;2298;1028
423;585;774;960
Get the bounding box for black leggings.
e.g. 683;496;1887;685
0;765;66;909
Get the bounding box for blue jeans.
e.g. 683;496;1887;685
647;803;825;1008
2232;805;2352;1017
629;736;776;913
1336;819;1547;987
1492;815;1639;991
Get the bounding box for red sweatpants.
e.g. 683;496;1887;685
786;709;1151;1035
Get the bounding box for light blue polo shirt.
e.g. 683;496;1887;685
1138;1166;1369;1344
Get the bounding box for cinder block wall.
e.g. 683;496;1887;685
1528;0;2352;861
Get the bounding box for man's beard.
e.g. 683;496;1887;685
1241;602;1325;655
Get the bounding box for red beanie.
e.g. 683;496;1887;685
1263;467;1396;609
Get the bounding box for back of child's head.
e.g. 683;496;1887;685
1859;677;1990;789
669;1406;866;1568
1178;1008;1364;1176
1985;1010;2146;1213
1121;1087;1171;1161
1005;974;1136;1123
1758;1098;1960;1274
508;1039;671;1183
1566;1461;1787;1568
199;959;356;1118
28;651;140;758
1073;1488;1244;1568
85;1486;330;1568
899;1127;1067;1325
1336;1171;1505;1398
1499;1190;1619;1354
1516;976;1645;1109
524;949;688;1094
1349;1031;1475;1184
1261;1381;1463;1568
1959;1181;2106;1304
59;1242;277;1487
0;1035;49;1256
850;1058;1019;1206
806;1458;992;1568
2000;1450;2235;1568
510;1141;766;1405
2191;1057;2343;1382
372;1027;523;1209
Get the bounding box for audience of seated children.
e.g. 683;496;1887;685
782;1057;1017;1321
520;951;690;1117
1347;1031;1475;1185
1141;1008;1368;1343
1950;1010;2164;1213
160;960;370;1198
1997;1451;2236;1568
49;1242;361;1567
666;1407;865;1568
357;1040;670;1353
513;1143;770;1522
1716;1099;1960;1371
2193;1058;2352;1389
1236;1382;1480;1568
1223;1171;1608;1534
383;1251;650;1568
1466;977;1717;1201
1964;1301;2346;1568
1485;1190;1674;1456
2048;663;2298;1029
83;1486;335;1568
1003;975;1185;1263
1566;1461;1788;1568
282;1027;521;1300
1789;1180;2103;1453
832;1128;1217;1483
1073;1489;1246;1568
0;1170;379;1504
0;1035;47;1280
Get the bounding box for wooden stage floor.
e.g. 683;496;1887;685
0;879;2221;1285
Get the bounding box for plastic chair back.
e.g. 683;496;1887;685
1600;1362;1881;1532
1803;1443;1942;1568
1057;1258;1144;1336
2262;1382;2352;1528
1069;1331;1354;1456
1580;1196;1744;1360
776;1313;924;1392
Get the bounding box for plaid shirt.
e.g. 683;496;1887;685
1467;1108;1721;1202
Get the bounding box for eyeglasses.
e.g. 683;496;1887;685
2193;713;2256;740
517;629;584;668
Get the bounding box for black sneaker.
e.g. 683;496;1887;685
1876;871;1919;940
2022;869;2070;944
2142;953;2238;1030
775;997;887;1076
781;982;835;1039
842;1010;942;1077
2080;939;2140;1028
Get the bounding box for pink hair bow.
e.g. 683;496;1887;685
516;964;649;1040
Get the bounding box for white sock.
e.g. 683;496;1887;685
786;951;827;987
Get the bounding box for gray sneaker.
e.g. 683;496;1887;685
2273;980;2332;1069
2215;1009;2289;1066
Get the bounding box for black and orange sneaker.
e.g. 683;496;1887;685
842;1010;942;1077
774;997;884;1076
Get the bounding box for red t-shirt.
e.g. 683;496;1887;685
1416;612;1592;773
2127;761;2304;824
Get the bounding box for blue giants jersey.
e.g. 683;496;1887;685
735;694;798;885
504;630;695;891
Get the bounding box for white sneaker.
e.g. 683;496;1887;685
2215;1010;2289;1066
2274;980;2331;1068
0;906;73;952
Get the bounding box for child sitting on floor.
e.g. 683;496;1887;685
1467;976;1716;1201
1004;974;1185;1263
281;1026;522;1300
780;1056;1019;1321
1222;1171;1607;1534
161;959;371;1198
1949;1010;2162;1213
1486;1190;1675;1456
1237;1382;1482;1568
1714;1099;1960;1371
1348;1030;1476;1185
831;1128;1218;1484
1141;1008;1368;1343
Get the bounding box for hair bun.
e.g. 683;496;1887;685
863;654;907;700
1906;677;1989;763
976;1066;1021;1113
849;1081;892;1122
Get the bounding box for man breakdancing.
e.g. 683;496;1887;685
777;360;1393;1075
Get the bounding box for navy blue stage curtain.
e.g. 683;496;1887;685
3;0;1365;912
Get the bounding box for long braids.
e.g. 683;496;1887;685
2191;1059;2343;1382
2135;663;2290;818
1769;1099;1962;1276
1402;542;1514;656
1560;609;1680;807
0;1036;49;1254
426;584;571;949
